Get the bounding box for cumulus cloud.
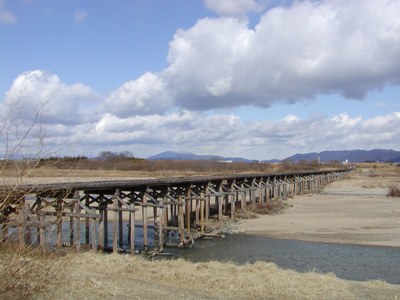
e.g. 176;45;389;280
0;0;16;25
103;72;172;117
157;0;400;111
204;0;265;17
2;70;99;126
73;9;88;24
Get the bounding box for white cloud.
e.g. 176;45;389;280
148;0;400;111
62;111;399;159
0;0;16;25
73;9;88;24
2;70;99;126
104;72;172;117
204;0;265;17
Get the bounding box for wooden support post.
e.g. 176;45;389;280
39;212;46;253
118;194;123;249
258;187;263;205
91;217;96;252
178;195;184;244
24;203;31;245
241;189;246;211
163;196;168;244
218;194;223;222
70;205;74;246
195;198;200;226
230;193;235;219
85;194;90;245
18;208;25;250
158;201;163;252
130;203;135;255
185;189;191;235
205;195;209;226
56;198;62;249
74;202;81;252
113;192;119;253
104;204;108;249
98;205;104;251
153;206;158;245
142;194;148;251
200;192;205;233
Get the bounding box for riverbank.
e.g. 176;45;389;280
242;165;400;247
34;252;399;300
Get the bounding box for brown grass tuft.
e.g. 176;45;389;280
0;243;66;300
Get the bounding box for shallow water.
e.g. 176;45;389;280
168;234;400;284
17;222;400;284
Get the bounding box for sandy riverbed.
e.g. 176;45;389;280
242;165;400;247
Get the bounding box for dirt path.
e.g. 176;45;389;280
242;167;400;247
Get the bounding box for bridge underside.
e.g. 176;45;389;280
0;169;349;254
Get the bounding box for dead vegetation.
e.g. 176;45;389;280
0;243;65;300
387;187;400;198
37;252;400;300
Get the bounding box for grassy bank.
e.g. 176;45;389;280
30;252;399;300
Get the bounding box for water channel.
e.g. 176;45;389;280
167;234;400;285
16;222;400;284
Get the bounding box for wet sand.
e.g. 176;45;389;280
242;166;400;247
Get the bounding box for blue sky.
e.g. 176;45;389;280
1;0;399;160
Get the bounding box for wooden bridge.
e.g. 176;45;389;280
0;168;350;253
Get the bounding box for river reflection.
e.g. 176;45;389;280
167;234;400;284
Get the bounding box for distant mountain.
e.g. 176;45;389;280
147;149;400;164
284;149;400;163
147;151;258;163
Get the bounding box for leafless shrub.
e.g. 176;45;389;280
387;187;400;197
0;242;66;300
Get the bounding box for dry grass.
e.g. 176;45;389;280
0;243;65;300
38;252;400;300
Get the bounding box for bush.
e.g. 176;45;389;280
387;187;400;197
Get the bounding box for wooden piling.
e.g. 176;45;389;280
56;198;62;249
200;192;205;233
142;194;148;251
178;194;185;244
74;201;81;252
113;192;118;253
185;189;191;235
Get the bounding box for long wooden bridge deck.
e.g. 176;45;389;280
0;168;350;253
